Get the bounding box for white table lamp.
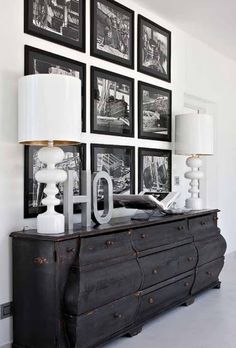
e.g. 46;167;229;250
18;74;81;234
175;113;214;210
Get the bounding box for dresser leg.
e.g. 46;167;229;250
214;281;221;289
126;326;143;337
183;297;195;306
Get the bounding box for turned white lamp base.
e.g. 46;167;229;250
35;144;67;234
37;212;65;234
184;156;204;210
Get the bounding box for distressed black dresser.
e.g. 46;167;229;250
11;209;226;348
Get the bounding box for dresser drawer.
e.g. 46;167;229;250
66;295;139;348
65;259;141;315
195;235;227;266
139;274;194;320
79;231;133;266
189;213;219;241
191;257;224;294
140;244;197;289
132;220;191;252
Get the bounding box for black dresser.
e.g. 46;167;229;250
11;209;226;348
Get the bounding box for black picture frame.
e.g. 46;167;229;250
138;81;172;142
24;45;86;132
138;15;171;82
24;144;86;219
91;0;134;69
138;147;172;193
91;144;135;198
24;0;86;52
91;67;134;137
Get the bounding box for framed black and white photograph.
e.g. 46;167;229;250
91;67;134;137
138;148;172;193
25;45;86;131
91;144;135;201
91;0;134;69
138;15;171;82
24;144;86;218
24;0;85;52
138;81;172;142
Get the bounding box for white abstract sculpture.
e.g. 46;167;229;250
18;74;81;234
175;113;214;210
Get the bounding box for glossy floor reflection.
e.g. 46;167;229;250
106;252;236;348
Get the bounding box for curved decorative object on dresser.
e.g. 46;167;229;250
11;209;226;348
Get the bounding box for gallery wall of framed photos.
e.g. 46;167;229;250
23;0;173;219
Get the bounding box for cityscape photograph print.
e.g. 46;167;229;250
25;46;86;131
91;0;134;68
24;145;85;218
91;67;134;137
25;0;85;50
139;148;172;193
91;144;135;200
138;15;171;81
139;82;171;141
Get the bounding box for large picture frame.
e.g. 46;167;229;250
138;81;172;142
138;147;172;193
91;67;134;137
24;144;86;219
138;15;171;82
91;0;134;69
24;0;86;52
25;45;86;132
91;144;135;199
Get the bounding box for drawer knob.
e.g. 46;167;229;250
178;226;184;231
113;313;122;319
207;271;213;276
148;298;155;304
201;221;206;226
213;216;218;221
67;248;76;253
184;282;190;287
152;267;159;274
33;257;48;265
141;233;146;239
187;256;193;262
106;240;114;247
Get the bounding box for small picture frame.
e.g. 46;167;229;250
91;144;135;198
25;45;86;132
91;67;134;137
91;0;134;69
138;81;172;142
24;0;85;52
138;15;171;82
138;148;172;193
24;144;86;219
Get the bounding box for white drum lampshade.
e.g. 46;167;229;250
175;113;214;210
18;74;82;234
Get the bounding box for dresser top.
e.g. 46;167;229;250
10;209;219;241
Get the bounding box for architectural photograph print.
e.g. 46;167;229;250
25;45;86;131
91;144;135;201
24;144;86;218
24;0;85;51
138;81;172;141
138;15;171;82
91;0;134;68
91;67;134;137
138;148;172;193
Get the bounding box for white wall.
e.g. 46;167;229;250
1;0;236;345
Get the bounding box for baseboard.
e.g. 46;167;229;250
0;344;11;348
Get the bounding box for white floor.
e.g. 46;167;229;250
106;252;236;348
